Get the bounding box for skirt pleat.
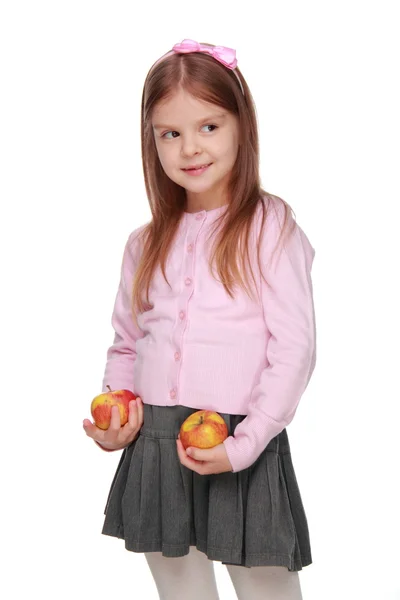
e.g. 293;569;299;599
101;403;312;570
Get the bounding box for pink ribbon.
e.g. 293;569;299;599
172;39;238;70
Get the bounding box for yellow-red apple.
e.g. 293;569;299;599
179;410;228;450
90;385;136;430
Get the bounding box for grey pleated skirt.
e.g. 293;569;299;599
101;403;312;571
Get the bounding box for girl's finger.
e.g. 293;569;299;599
127;399;138;429
83;418;109;446
83;419;98;438
83;419;93;437
176;439;200;473
109;404;121;432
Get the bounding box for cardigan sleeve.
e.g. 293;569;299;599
223;204;317;473
101;226;146;395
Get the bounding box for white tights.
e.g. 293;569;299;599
144;546;303;600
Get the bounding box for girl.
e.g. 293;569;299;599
83;39;317;600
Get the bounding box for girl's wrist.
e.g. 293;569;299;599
94;440;119;452
94;430;140;452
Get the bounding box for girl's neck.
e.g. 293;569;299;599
184;201;229;214
184;191;230;214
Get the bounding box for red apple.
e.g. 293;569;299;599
90;385;136;430
179;410;228;450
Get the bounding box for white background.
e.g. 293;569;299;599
1;1;399;598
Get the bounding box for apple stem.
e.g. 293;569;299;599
106;385;112;392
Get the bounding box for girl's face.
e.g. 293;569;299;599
152;88;240;209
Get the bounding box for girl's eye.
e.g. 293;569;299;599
162;131;179;139
201;124;218;133
161;124;218;139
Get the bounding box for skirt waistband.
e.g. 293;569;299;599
139;403;291;454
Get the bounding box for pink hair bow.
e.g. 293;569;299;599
172;39;238;70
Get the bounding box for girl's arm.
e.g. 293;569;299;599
100;227;145;405
223;207;317;473
92;226;145;452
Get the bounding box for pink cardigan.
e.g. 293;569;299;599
101;195;316;472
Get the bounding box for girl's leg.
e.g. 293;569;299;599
144;546;220;600
225;563;303;600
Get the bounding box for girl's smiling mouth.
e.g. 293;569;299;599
182;163;212;175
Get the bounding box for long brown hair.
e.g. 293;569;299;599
132;43;296;317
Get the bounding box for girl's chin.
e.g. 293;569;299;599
182;183;215;194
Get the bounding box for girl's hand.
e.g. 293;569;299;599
176;434;233;475
83;397;144;451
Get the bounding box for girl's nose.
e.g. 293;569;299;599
180;135;201;158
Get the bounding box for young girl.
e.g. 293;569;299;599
83;38;316;600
